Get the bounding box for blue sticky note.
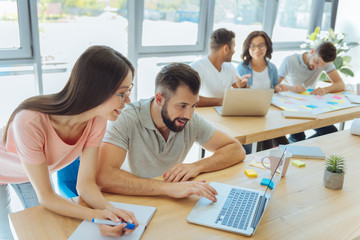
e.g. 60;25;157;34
327;101;338;105
306;104;318;108
260;178;274;190
307;88;314;92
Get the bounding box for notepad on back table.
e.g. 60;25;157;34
282;111;318;120
69;201;156;240
279;145;325;159
345;94;360;104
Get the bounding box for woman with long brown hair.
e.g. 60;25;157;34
0;45;138;239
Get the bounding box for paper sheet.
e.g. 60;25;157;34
69;201;156;240
69;221;145;240
271;92;357;115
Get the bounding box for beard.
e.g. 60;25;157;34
161;102;189;132
307;62;315;70
306;55;315;70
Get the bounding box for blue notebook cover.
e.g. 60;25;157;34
279;145;326;159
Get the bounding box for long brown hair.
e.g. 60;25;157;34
3;45;134;144
241;31;273;66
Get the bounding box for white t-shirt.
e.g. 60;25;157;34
251;66;271;89
190;57;239;98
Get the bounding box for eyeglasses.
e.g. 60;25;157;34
250;43;267;50
114;83;134;103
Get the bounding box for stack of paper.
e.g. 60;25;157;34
279;145;325;159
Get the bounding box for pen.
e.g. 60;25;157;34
91;219;136;229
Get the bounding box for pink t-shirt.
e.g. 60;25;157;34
0;110;107;184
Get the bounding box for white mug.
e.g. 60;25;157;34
260;149;292;177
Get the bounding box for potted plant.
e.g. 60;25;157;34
323;154;346;190
301;27;359;82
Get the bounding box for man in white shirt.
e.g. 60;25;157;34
190;28;249;106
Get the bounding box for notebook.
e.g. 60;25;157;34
282;111;318;120
69;201;156;240
279;145;325;159
187;149;286;236
214;89;274;116
345;94;360;104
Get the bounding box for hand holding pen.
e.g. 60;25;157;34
94;208;138;237
293;83;307;93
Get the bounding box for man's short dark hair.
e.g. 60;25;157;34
315;42;337;62
210;28;235;50
155;63;200;99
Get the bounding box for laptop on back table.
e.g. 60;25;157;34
214;88;274;116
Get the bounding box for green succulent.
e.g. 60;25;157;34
301;27;359;82
325;154;346;174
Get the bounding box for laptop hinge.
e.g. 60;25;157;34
251;195;268;229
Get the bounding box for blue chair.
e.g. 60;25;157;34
57;157;80;198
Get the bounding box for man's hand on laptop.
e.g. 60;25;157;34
163;180;218;202
163;163;200;182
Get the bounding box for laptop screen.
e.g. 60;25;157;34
263;147;287;198
252;148;287;229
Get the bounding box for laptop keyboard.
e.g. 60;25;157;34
215;188;259;230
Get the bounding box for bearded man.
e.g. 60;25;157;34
96;63;245;202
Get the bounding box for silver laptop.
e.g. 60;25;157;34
187;149;286;236
214;89;274;116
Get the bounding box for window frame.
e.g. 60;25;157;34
264;0;338;51
134;0;212;55
0;0;32;60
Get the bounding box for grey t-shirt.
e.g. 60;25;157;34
278;53;336;88
103;98;215;178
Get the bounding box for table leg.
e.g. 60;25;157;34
251;142;257;153
199;147;205;159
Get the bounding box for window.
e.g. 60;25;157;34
135;0;209;54
137;55;199;99
321;1;333;30
36;0;129;94
142;0;201;46
272;0;313;43
213;0;265;62
0;0;32;59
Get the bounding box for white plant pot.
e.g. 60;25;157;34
323;170;344;190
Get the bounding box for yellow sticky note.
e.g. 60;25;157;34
292;160;306;167
244;169;258;177
300;91;311;96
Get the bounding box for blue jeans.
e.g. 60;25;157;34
0;182;39;240
289;125;338;143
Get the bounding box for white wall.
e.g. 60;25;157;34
336;0;360;84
